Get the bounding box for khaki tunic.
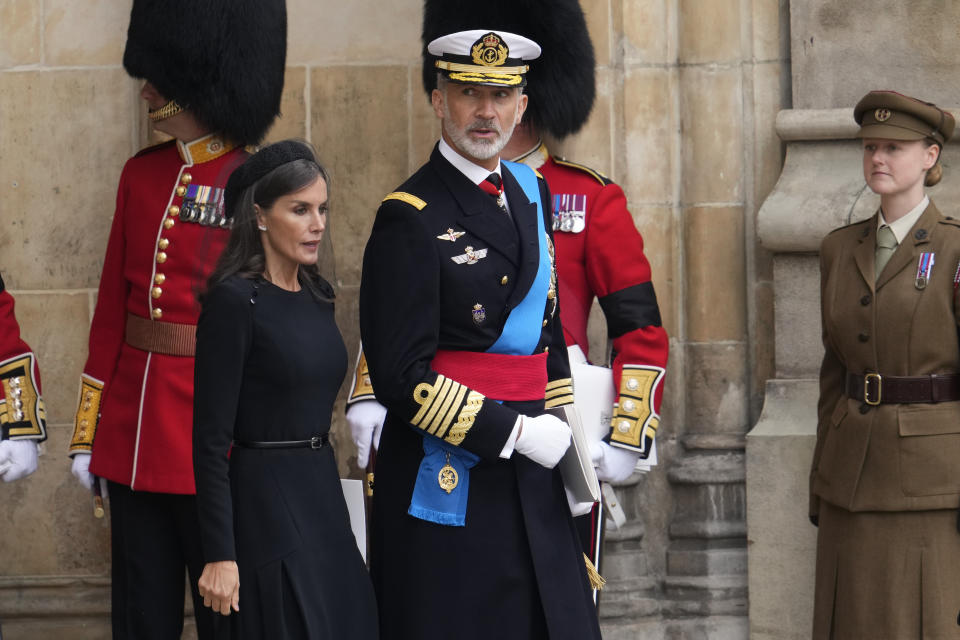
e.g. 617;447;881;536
812;201;960;638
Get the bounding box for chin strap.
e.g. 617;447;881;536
148;100;184;122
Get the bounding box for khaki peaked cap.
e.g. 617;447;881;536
854;90;955;145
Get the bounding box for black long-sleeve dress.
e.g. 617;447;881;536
193;275;377;639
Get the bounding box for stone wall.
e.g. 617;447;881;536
0;1;790;637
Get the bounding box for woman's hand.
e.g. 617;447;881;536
198;560;240;615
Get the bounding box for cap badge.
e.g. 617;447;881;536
875;108;892;122
472;32;509;67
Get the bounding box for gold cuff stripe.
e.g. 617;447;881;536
447;72;523;86
545;378;572;392
545;394;575;409
446;391;482;445
383;192;427;210
422;377;455;435
348;349;376;403
71;375;104;450
433;384;467;439
435;60;529;75
610;366;664;449
0;353;46;439
412;375;483;445
544;387;573;401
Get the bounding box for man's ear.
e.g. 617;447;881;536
431;88;445;120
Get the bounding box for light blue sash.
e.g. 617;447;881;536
487;161;551;356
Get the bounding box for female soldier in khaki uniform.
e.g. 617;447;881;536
811;90;960;637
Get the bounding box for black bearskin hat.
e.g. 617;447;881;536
123;0;287;147
421;0;596;139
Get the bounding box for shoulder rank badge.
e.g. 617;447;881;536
451;246;488;265
552;194;586;233
437;228;465;242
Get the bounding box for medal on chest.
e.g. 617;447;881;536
915;252;935;290
551;193;586;233
179;184;229;228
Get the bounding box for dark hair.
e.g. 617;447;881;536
204;144;332;301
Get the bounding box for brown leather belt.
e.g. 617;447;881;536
845;372;960;405
124;313;196;357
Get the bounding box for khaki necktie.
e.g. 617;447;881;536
875;224;898;281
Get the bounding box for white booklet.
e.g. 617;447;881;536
340;478;367;562
550;403;601;504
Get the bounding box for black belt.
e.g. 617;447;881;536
845;372;960;405
233;434;329;450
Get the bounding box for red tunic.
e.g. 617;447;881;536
70;134;246;494
520;143;669;456
0;274;46;441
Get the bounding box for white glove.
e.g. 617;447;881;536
591;441;639;483
514;413;571;469
346;400;387;468
71;452;95;490
0;439;39;482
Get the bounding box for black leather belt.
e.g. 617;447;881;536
845;372;960;405
233;434;329;450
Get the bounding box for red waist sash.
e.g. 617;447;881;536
430;350;548;401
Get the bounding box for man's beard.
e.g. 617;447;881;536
443;100;519;161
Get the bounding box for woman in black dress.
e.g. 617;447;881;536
192;140;378;638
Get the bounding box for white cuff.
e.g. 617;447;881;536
498;415;522;459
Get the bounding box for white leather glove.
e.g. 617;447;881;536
591;441;639;483
71;452;95;491
346;400;387;468
514;414;572;469
0;439;39;482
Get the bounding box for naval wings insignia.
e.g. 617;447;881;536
451;246;488;265
437;228;466;242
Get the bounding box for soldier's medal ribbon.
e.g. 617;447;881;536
915;252;934;290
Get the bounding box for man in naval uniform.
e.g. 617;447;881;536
66;1;286;637
0;271;47;483
359;29;603;640
348;0;669;602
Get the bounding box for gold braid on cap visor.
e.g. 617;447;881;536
148;100;184;122
436;60;527;86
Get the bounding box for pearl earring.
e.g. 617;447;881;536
258;224;267;231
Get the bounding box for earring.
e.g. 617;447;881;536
257;224;267;231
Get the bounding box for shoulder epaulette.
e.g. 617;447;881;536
939;216;960;228
826;217;871;237
134;139;176;158
382;192;427;210
554;157;613;186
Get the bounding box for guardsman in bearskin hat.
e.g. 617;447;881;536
347;0;669;607
0;272;47;483
358;21;604;640
66;1;285;636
